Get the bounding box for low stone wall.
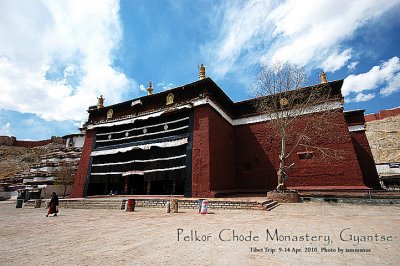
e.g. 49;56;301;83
301;197;400;204
25;198;270;211
133;199;266;210
25;199;125;209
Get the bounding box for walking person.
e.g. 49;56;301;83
46;192;59;217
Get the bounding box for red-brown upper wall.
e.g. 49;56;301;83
364;107;400;122
233;80;344;118
0;136;64;148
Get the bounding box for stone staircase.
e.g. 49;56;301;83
25;198;279;211
262;200;279;211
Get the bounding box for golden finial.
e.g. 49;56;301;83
97;95;104;109
199;64;206;80
320;71;327;84
147;80;153;95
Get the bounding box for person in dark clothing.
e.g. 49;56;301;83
46;192;59;217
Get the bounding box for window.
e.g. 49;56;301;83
297;151;314;160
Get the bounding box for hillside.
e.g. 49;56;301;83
0;143;63;179
365;115;400;163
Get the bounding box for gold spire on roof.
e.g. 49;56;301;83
147;80;153;95
199;64;206;80
320;71;327;84
97;95;104;109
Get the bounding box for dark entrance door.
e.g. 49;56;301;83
125;174;145;195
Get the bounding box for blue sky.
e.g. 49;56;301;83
0;0;399;140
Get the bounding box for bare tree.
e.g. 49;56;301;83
253;62;344;191
55;163;76;198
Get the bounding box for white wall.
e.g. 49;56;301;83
376;164;400;175
0;191;18;199
40;185;73;198
74;136;85;148
65;135;85;148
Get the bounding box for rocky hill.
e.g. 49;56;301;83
365;115;400;163
0;143;63;179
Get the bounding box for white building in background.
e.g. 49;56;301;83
13;133;85;200
376;163;400;190
63;133;86;148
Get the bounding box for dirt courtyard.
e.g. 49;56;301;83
0;201;399;265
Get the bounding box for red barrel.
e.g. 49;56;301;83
127;199;135;212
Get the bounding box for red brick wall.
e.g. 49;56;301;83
70;130;95;198
14;139;52;147
287;111;365;187
192;105;237;197
12;136;64;148
234;123;278;191
364;113;380;122
349;131;381;188
208;106;236;191
235;110;367;190
365;107;400;122
192;106;212;197
192;106;370;196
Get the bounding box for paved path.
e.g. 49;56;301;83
0;201;398;265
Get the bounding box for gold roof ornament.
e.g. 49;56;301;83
106;109;113;120
320;71;327;84
147;80;153;95
166;93;174;105
280;97;288;107
199;64;206;80
97;95;104;109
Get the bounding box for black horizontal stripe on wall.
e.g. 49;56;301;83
91;156;187;174
92;134;189;154
95;124;189;147
96;116;189;137
90;167;187;182
95;111;190;138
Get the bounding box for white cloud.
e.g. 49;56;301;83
322;49;352;73
204;0;400;77
266;0;399;69
0;122;12;136
380;72;400;96
157;81;175;91
342;56;400;97
0;0;136;122
352;93;376;102
139;84;147;92
347;61;359;71
202;1;272;77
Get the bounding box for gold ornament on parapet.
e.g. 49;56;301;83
166;93;174;105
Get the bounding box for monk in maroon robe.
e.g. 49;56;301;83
46;192;59;217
